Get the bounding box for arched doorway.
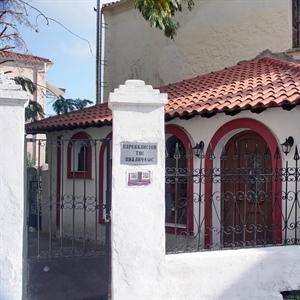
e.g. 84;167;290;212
222;130;273;246
204;118;282;248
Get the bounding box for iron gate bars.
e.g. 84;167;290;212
25;137;111;259
165;142;300;254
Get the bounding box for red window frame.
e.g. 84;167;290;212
67;132;92;179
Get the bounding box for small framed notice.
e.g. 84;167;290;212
121;142;157;165
128;171;151;186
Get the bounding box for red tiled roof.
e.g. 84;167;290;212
26;103;112;133
25;56;300;133
162;56;300;120
102;1;125;8
0;51;52;64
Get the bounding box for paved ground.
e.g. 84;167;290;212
27;257;108;300
26;232;109;300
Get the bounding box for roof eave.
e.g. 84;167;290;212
25;120;113;135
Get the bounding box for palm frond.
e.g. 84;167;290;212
25;100;45;122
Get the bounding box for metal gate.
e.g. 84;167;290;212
165;139;300;253
25;136;111;300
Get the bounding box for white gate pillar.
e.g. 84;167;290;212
0;73;28;299
109;80;168;299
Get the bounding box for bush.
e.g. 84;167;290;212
26;152;36;167
281;290;300;300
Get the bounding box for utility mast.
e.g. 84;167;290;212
96;0;103;104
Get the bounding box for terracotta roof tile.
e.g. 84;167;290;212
162;57;300;120
102;1;124;8
0;51;52;64
26;57;300;133
26;103;112;133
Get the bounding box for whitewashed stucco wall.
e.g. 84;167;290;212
103;0;296;102
169;107;300;246
109;80;168;299
108;81;300;299
169;106;300;160
46;126;112;195
42;127;112;240
165;246;300;299
0;75;28;299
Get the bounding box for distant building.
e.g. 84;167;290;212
0;51;63;166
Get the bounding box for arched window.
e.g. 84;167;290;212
165;136;188;225
78;145;88;171
67;132;92;179
165;125;193;234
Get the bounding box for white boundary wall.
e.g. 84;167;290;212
109;80;168;298
0;73;28;299
109;80;300;299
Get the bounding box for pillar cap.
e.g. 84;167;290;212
109;80;168;108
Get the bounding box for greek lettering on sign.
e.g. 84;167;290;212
121;142;157;165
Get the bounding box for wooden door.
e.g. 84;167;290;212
222;130;272;246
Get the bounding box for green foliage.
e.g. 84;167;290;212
25;100;45;122
282;291;300;300
134;0;194;39
26;152;36;167
14;76;45;122
14;76;92;119
52;96;93;115
14;76;36;94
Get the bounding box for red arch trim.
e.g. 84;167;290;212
204;118;282;246
165;124;193;151
165;124;194;234
207;118;280;159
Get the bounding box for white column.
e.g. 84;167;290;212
0;73;28;299
109;80;168;299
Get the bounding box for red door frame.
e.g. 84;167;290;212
204;118;282;246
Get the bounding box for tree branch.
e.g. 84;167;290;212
18;0;94;56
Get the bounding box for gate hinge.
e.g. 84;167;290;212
104;212;111;223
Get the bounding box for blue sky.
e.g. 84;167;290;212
19;0;112;116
